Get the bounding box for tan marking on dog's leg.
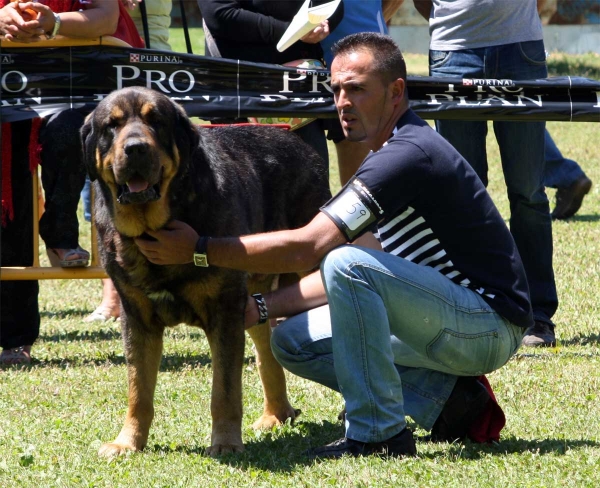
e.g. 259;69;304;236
247;321;299;430
99;333;163;458
205;327;245;456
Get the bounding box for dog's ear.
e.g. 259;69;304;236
173;102;200;165
80;112;99;182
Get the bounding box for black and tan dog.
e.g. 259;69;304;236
81;86;331;457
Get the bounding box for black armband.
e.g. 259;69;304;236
320;177;381;241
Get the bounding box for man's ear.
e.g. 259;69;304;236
390;78;406;104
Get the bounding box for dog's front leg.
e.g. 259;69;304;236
205;323;245;456
99;324;163;458
247;322;300;429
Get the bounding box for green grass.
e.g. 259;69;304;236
1;30;599;487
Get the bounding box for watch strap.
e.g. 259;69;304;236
193;236;210;267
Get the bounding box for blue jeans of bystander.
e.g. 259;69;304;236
429;40;557;325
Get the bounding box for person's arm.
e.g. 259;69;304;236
199;0;290;45
12;0;119;40
412;0;432;21
136;211;348;275
382;0;405;23
243;231;383;328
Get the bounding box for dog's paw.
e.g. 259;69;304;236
205;443;245;457
251;408;301;430
98;441;139;459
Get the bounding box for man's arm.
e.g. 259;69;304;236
136;211;348;275
243;232;383;327
412;0;432;21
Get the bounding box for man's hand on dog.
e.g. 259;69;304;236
135;220;199;265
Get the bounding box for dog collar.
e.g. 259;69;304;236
193;236;210;267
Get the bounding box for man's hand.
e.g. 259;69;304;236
134;220;199;265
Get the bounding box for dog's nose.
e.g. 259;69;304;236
124;140;150;159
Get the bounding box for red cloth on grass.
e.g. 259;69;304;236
467;375;506;443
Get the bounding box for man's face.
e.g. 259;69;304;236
330;50;395;145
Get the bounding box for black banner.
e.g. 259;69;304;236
1;45;599;123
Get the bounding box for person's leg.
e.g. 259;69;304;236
543;129;592;219
543;129;585;188
1;121;40;364
38;110;88;265
320;245;522;443
272;306;466;430
429;48;490;184
295;120;329;168
84;278;121;322
487;40;558;345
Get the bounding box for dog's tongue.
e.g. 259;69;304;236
127;176;149;193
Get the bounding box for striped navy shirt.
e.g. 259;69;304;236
346;109;533;328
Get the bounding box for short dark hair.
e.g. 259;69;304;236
331;32;407;85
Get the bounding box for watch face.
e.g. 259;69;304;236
194;254;208;267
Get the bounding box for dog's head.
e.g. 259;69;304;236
81;86;199;236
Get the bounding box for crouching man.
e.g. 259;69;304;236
135;33;531;459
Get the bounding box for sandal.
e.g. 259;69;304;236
0;345;32;366
48;246;90;268
83;306;119;323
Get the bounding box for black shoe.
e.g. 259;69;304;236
430;377;491;443
552;175;592;220
522;321;556;347
306;428;417;459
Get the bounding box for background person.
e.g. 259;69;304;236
0;0;143;356
413;0;559;348
198;0;344;165
134;33;532;459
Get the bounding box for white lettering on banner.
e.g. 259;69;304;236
280;71;331;94
259;94;329;104
426;89;544;107
115;66;194;93
594;91;600;108
515;95;543;107
1;70;27;93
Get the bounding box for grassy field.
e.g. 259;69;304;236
1;30;599;487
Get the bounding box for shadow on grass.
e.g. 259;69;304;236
144;420;600;471
556;214;600;224
27;351;259;371
39;328;122;343
557;333;600;347
441;434;600;460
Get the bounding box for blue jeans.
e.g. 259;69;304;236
429;41;557;324
271;245;524;443
543;129;585;189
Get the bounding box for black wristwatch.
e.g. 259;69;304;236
193;236;210;267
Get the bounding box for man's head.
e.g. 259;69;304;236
330;33;408;150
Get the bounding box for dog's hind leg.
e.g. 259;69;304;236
99;323;164;458
247;322;300;429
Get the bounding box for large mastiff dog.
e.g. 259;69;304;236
81;86;331;457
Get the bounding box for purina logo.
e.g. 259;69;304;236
463;78;514;87
1;54;14;65
129;53;183;64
